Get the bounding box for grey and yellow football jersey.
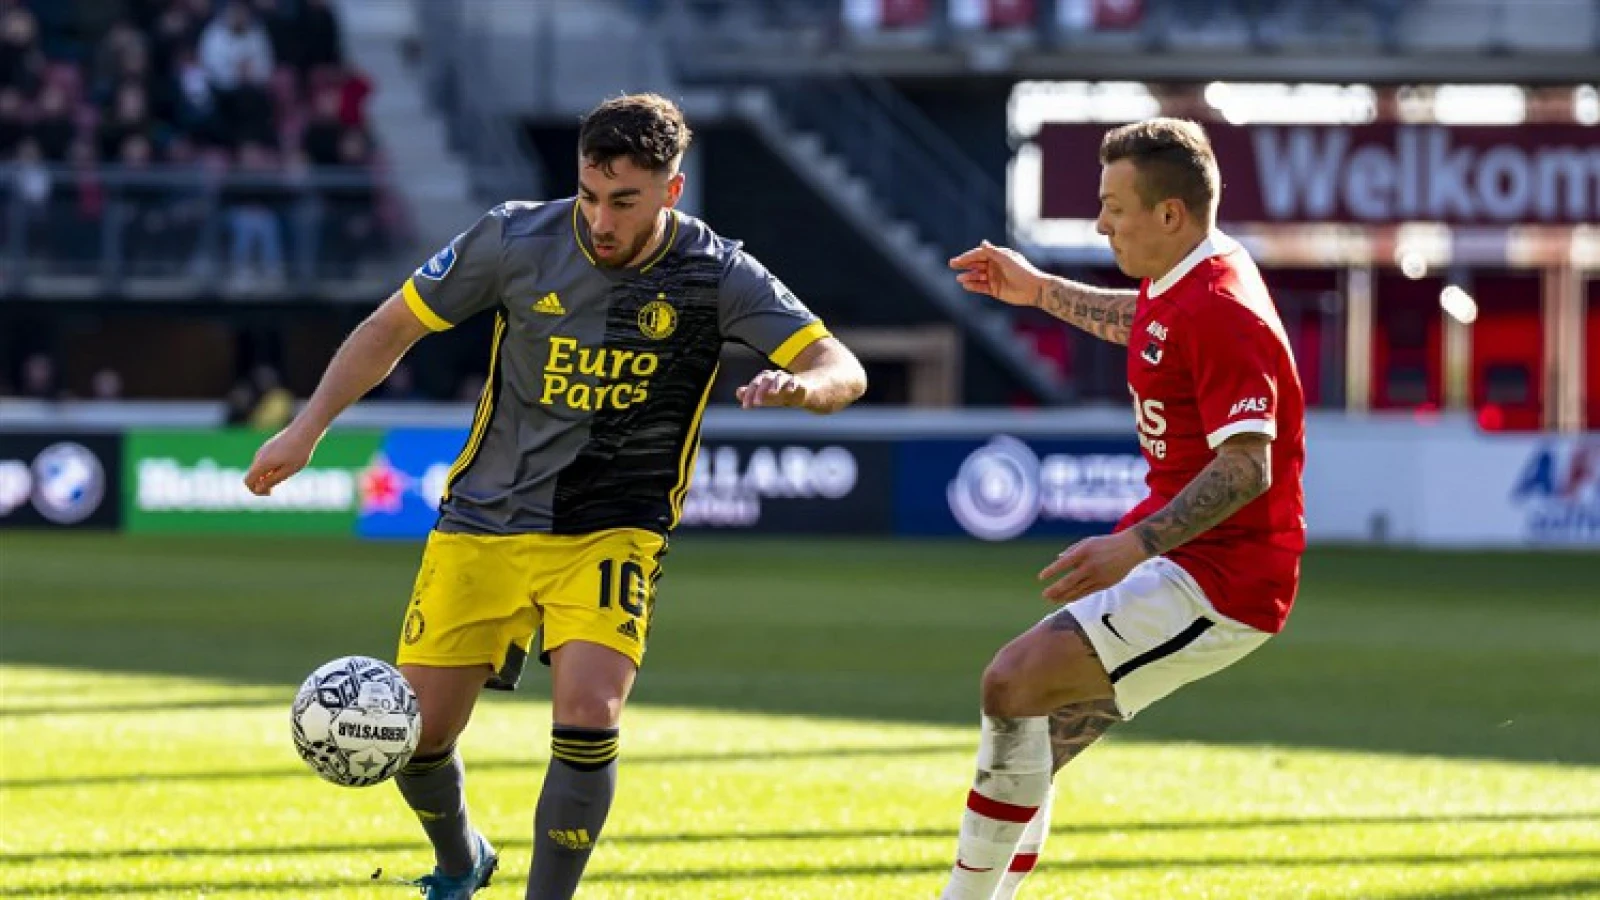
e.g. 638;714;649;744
401;199;829;536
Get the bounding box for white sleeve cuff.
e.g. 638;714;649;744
1208;418;1276;449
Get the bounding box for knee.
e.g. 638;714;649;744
554;691;624;730
415;718;462;757
981;648;1040;718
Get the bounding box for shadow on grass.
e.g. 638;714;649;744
4;856;1598;897
4;536;1600;765
5;812;1597;866
0;698;288;717
0;742;975;789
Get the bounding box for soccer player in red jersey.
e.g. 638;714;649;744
938;118;1307;899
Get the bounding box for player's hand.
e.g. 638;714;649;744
949;240;1045;308
1038;531;1150;604
736;370;809;410
244;423;321;496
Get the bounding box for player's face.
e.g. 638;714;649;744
578;156;684;268
1095;159;1174;280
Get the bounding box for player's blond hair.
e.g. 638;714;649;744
1099;118;1220;225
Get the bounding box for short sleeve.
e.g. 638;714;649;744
1187;306;1282;449
401;208;507;331
718;250;830;368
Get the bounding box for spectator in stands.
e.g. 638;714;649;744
253;0;301;72
114;132;175;271
98;81;153;161
223;378;255;425
150;2;202;81
93;19;148;99
200;1;273;91
299;0;345;71
224;140;287;282
91;367;124;400
31;83;76;163
300;87;343;167
19;352;62;401
0;87;26;158
167;44;221;145
320;124;377;274
111;33;155;103
74;0;132;54
10;137;50;214
246;363;294;428
54;137;107;267
376;362;422;402
199;0;275;146
0;6;44;94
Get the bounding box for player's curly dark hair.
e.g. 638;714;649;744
1099;118;1219;224
578;93;693;176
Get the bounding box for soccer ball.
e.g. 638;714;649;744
290;656;421;788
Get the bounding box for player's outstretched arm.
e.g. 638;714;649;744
949;240;1138;345
1038;433;1271;602
244;292;432;496
736;337;867;415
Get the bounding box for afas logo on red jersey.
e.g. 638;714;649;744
1229;397;1271;417
1132;390;1169;460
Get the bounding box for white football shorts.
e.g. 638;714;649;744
1060;556;1271;720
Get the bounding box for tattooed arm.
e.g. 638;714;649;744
949;240;1138;346
1032;277;1139;346
1132;433;1272;556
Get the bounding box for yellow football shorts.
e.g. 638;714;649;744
396;529;665;687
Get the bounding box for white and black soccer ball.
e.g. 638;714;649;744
291;656;421;788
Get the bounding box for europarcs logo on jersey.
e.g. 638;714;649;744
540;337;662;412
947;436;1149;541
0;442;105;524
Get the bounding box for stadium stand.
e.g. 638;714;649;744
1;0;1595;429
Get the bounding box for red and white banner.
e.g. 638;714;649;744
1036;123;1600;226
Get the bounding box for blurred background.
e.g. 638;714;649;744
0;0;1594;546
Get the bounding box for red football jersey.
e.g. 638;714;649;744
1115;233;1307;633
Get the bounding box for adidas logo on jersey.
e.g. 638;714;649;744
548;828;594;851
616;619;641;642
533;292;566;315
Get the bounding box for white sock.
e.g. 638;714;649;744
939;715;1052;900
992;788;1052;899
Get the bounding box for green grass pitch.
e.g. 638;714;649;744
1;534;1597;898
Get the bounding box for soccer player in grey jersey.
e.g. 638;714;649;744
245;94;867;900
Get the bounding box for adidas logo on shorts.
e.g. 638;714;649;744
616;619;641;642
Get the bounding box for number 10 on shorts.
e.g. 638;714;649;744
597;559;647;617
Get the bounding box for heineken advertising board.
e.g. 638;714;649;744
124;430;384;534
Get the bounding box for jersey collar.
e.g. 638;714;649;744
1147;230;1239;299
